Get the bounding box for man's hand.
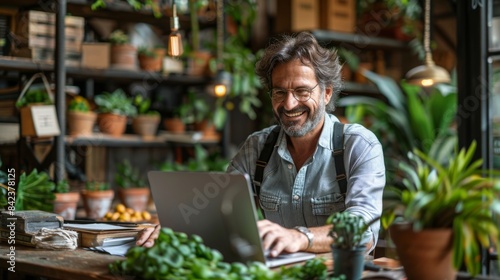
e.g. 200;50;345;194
136;224;161;247
257;219;309;257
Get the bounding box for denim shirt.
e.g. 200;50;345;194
227;114;385;248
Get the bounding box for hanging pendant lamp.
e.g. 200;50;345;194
168;1;183;57
405;0;450;87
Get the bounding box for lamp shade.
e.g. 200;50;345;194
405;61;451;87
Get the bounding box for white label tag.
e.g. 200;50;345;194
31;105;61;136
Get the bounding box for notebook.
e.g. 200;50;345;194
147;171;316;267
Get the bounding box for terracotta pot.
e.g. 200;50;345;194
389;223;455;280
163;118;185;134
132;114;160;138
97;113;127;137
187;51;212;76
118;188;150;212
138;54;162;72
67;111;97;136
80;189;115;220
110;44;137;70
53;192;80;220
194;120;219;139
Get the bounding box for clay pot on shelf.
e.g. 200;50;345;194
132;114;160;138
97;113;127;137
110;44;137;70
163;117;186;134
67;111;97;136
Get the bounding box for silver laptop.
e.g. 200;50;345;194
147;171;316;267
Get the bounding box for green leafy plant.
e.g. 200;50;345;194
92;0;161;18
12;169;55;212
326;212;378;250
357;0;422;38
108;29;129;45
338;70;457;185
133;95;159;116
109;227;332;279
55;179;70;193
137;46;157;58
95;88;137;117
0;159;9;208
115;160;147;189
15;88;53;108
68;96;92;113
85;181;110;191
382;141;500;276
159;144;229;172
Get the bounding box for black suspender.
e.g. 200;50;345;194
253;121;347;199
333;121;347;194
254;125;281;196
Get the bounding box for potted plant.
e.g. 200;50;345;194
357;0;422;41
80;181;114;220
108;29;137;70
132;95;161;138
94;88;137;137
1;169;56;212
326;211;378;280
91;0;162;18
115;159;150;212
53;179;80;220
383;141;500;279
186;0;212;77
67;95;97;136
137;46;162;72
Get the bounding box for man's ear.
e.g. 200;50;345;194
324;87;333;103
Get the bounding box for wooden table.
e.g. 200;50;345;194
0;244;122;280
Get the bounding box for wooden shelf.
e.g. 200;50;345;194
65;132;219;148
311;29;408;50
1;0;215;29
0;56;211;85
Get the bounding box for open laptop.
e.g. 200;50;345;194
147;171;316;267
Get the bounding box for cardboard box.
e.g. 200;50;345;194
320;0;356;33
275;0;319;33
81;43;110;69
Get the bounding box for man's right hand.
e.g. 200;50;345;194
136;224;161;247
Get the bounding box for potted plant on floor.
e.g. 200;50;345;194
53;179;80;220
115;159;150;212
67;95;97;136
327;211;379;280
80;181;114;220
94;88;137;137
383;141;500;279
108;29;137;70
131;95;160;139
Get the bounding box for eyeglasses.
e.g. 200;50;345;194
269;83;319;103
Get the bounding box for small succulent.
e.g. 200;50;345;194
327;211;378;250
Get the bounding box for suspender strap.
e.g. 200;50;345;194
333;121;347;194
254;125;281;195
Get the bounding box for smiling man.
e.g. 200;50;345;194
226;31;385;257
136;32;385;256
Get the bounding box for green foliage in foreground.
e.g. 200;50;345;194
109;227;342;280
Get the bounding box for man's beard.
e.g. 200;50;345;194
274;97;325;137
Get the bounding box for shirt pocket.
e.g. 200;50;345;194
311;193;346;216
259;194;284;225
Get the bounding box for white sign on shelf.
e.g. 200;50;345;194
31;105;61;137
